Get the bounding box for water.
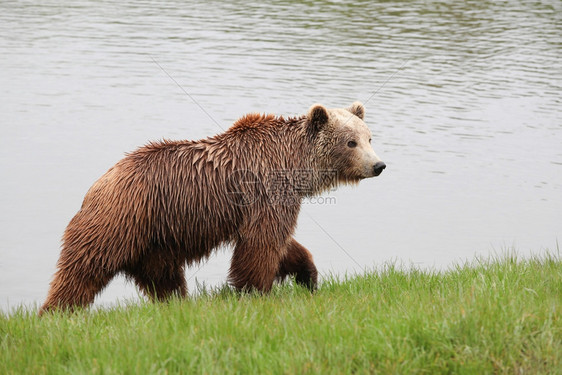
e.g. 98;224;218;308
1;0;560;310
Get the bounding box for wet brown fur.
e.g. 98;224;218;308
40;104;366;315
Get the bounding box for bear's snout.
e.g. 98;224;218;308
373;161;386;176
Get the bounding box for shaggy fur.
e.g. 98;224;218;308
39;102;383;315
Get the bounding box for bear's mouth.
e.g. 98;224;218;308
338;174;362;184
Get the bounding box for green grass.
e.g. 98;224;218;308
1;253;561;374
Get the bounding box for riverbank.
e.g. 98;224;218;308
1;253;560;374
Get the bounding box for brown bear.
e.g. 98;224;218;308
39;102;385;315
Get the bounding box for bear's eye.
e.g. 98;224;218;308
347;140;357;148
369;138;372;143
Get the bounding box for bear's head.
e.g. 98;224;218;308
307;102;386;185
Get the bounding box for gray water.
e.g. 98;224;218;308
1;0;561;310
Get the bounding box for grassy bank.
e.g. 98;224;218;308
1;253;561;374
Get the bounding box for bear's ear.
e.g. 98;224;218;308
348;101;365;120
307;104;329;132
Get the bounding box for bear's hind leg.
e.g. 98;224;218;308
277;238;318;291
127;257;187;302
131;270;187;301
39;264;114;316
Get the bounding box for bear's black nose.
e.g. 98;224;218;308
373;161;386;176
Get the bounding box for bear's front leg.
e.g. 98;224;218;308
277;238;318;291
228;237;285;293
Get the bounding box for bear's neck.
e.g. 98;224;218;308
267;118;335;198
217;115;336;198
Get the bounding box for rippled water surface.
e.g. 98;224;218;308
1;0;560;309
